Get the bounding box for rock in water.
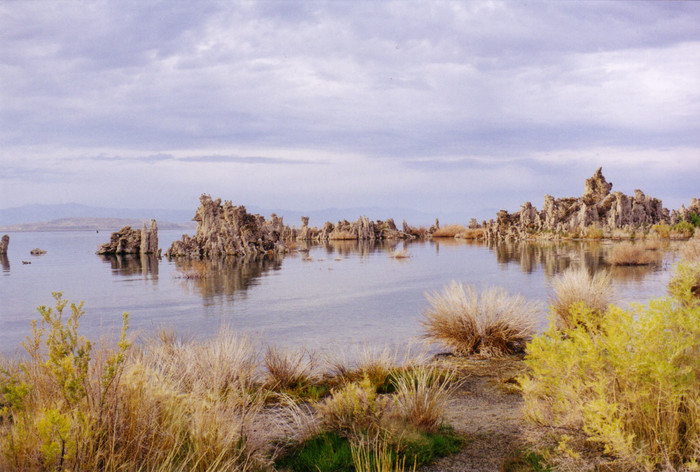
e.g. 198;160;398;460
166;195;290;258
0;235;8;255
30;248;47;255
97;226;141;255
140;219;159;254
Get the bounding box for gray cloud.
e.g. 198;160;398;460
1;1;699;214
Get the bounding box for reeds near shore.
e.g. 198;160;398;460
431;224;467;238
606;242;658;265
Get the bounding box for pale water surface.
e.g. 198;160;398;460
0;230;679;356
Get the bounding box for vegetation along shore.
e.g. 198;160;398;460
1;239;699;471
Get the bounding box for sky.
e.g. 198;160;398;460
1;1;699;223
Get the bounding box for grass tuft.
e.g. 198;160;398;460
550;268;613;330
422;282;542;357
606;242;658;265
432;224;467;238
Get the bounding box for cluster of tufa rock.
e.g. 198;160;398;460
165;195;292;258
166;195;422;259
296;215;415;241
0;235;8;255
97;220;160;256
485;168;691;241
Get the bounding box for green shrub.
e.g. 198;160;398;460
521;263;700;470
688;212;700;228
651;223;671;239
672;220;695;239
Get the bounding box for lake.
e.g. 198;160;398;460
0;230;680;356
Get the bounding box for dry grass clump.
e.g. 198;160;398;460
432;224;467;238
392;367;458;433
330;230;358;240
606;242;657;266
264;346;317;390
422;282;543;357
681;239;700;262
326;345;429;387
585;225;604;239
550;268;613;329
455;228;485;240
314;365;458;438
389;248;410;259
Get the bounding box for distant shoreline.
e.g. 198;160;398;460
0;217;195;233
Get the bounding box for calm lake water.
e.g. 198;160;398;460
0;230;680;356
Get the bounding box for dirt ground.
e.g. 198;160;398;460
420;355;529;472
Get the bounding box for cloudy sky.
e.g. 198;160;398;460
1;1;699;222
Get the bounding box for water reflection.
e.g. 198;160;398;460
174;256;283;300
488;240;664;282
99;254;160;278
0;254;9;272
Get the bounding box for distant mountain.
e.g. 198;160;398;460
0;202;482;232
245;205;472;228
0;204;194;227
0;217;195;232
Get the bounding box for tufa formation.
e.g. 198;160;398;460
97;219;160;255
485;167;682;241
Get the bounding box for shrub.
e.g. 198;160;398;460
550;268;613;330
585;226;603;240
689;212;700;227
0;295;282;472
520;263;700;470
315;376;393;434
422;282;543;357
606;242;657;266
651;223;672;239
671;220;695;239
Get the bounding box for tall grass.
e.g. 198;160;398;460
351;434;416;472
431;224;467;238
0;296;274;472
550;268;613;329
521;262;700;470
681;239;700;262
264;346;316;390
392;367;458;433
422;282;543;357
606;242;657;265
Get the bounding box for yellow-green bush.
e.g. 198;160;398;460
672;220;696;239
521;263;700;470
651;223;672;239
